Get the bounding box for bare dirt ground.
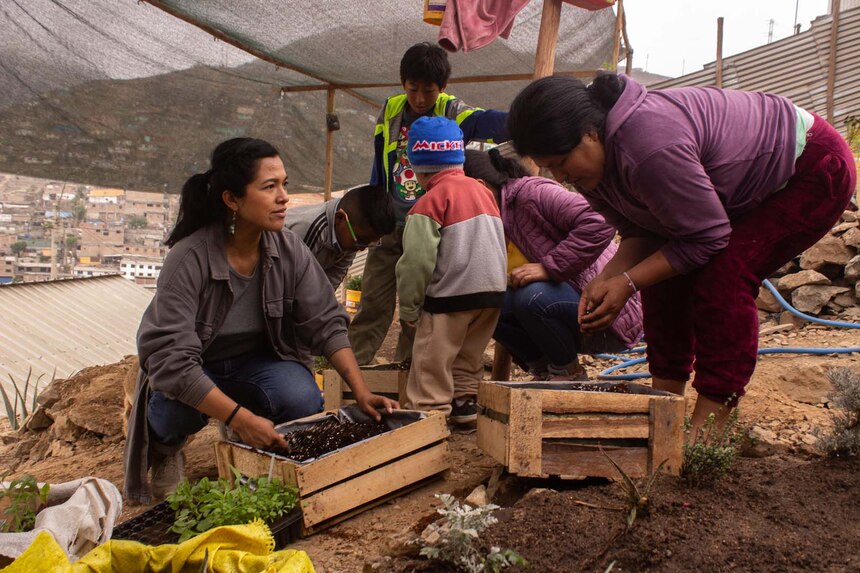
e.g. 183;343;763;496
1;322;858;572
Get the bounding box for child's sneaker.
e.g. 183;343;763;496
450;397;478;425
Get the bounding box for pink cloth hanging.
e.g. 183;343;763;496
438;0;531;53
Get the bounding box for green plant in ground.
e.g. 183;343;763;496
418;493;526;573
681;409;746;487
167;467;299;542
816;367;860;456
0;475;50;532
602;449;666;531
0;369;47;431
345;274;362;291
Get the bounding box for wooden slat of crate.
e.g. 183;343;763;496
292;412;448;494
507;389;542;475
300;441;449;528
541;413;650;439
477;380;512;414
322;368;408;410
541;389;654;414
648;398;686;475
541;443;649;479
476;414;508;466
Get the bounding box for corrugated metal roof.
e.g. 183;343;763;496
651;7;860;138
0;276;152;405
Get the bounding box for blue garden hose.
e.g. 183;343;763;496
596;278;860;380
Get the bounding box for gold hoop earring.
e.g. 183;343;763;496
229;211;236;235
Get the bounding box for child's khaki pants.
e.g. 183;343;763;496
404;307;500;415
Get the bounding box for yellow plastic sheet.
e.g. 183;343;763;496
1;520;315;573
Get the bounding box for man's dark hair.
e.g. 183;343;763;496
341;185;396;236
400;42;451;88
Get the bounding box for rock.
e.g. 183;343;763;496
799;235;853;271
465;485;489;508
845;255;860;282
773;260;799;277
841;227;860;249
791;285;850;314
778;311;806;328
842;210;858;223
777;270;831;293
35;379;62;409
49;440;75;458
832;221;859;234
27;437;51;462
24;407;54;432
833;292;858;308
756;286;782;312
744;426;790;457
774;364;834;405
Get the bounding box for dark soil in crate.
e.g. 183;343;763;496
111;501;303;548
268;417;390;461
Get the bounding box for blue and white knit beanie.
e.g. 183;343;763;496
407;116;465;173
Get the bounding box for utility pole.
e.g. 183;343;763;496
767;19;774;43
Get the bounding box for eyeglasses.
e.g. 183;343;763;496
341;210;382;249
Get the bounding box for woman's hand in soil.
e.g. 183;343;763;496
231;408;289;450
579;275;632;332
354;391;399;421
509;263;550;289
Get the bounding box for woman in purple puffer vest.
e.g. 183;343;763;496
464;149;643;379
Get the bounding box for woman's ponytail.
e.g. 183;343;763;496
587;73;625;113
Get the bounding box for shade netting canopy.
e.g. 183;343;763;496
0;0;615;193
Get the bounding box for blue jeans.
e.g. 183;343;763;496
148;351;323;446
493;282;625;371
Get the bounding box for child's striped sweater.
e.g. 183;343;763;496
396;168;507;323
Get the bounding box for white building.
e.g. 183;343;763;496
120;255;163;287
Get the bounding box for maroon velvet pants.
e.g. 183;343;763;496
642;116;856;406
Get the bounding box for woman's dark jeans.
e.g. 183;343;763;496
493;282;626;371
148;351;323;446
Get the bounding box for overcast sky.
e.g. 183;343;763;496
622;0;831;78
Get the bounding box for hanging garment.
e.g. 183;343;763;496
438;0;531;52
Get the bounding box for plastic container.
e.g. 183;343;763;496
345;289;361;315
423;0;446;25
112;501;303;548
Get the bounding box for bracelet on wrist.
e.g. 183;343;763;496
225;404;242;427
622;271;638;294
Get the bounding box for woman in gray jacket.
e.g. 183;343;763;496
124;138;397;503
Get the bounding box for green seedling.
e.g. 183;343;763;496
0;474;50;532
167;467;298;542
601;448;667;531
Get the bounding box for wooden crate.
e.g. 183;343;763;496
477;381;686;480
215;409;448;535
322;366;408;410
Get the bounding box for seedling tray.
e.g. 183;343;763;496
111;501;302;548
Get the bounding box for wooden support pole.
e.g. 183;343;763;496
826;0;841;123
534;0;562;79
620;0;633;75
612;0;624;71
715;17;724;87
324;88;336;202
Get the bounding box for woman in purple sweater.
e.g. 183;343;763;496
507;74;856;438
463;149;643;380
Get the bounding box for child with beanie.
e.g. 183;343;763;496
396;116;507;424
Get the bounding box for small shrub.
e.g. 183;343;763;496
0;474;50;532
681;409;745;487
418;493;526;573
817;367;860;457
0;369;47;431
345;274;362;291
